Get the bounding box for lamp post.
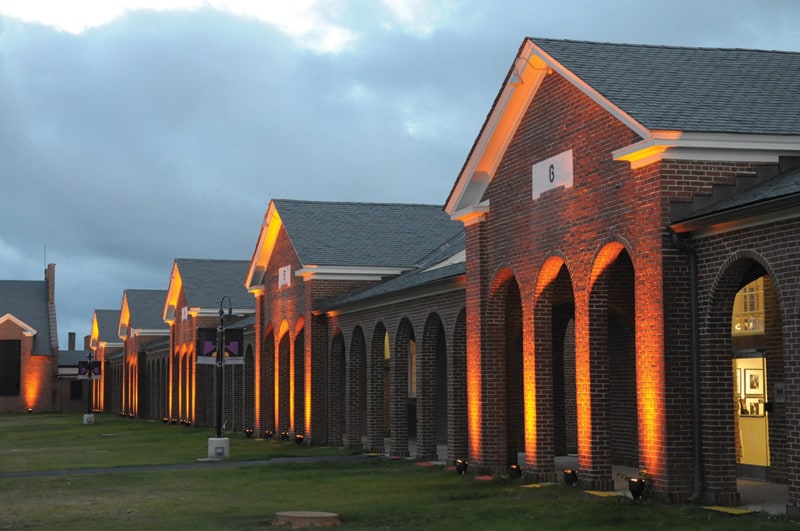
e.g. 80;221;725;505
87;350;93;415
215;296;233;438
83;351;95;425
208;296;233;458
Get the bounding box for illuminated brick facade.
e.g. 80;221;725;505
0;264;58;413
446;37;800;508
81;37;800;514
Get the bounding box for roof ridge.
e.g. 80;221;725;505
273;198;444;208
529;36;800;55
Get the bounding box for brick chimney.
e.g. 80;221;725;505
68;332;76;351
45;263;59;353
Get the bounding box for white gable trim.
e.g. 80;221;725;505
445;38;651;218
0;313;37;336
246;202;283;292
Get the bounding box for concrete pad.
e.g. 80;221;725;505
272;511;340;528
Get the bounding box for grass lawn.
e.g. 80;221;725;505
1;414;798;530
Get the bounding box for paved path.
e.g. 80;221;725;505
0;453;371;479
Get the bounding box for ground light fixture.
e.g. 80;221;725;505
455;458;469;474
245;428;254;438
263;430;274;440
628;477;647;499
509;464;522;479
295;434;304;444
281;431;290;441
563;468;579;486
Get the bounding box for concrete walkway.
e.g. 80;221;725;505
0;453;371;480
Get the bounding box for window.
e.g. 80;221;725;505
0;340;21;396
731;278;764;336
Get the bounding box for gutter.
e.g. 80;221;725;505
669;228;703;501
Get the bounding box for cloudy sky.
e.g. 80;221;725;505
1;0;798;347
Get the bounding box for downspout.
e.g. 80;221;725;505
669;228;703;501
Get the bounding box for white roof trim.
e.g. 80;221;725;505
295;265;408;281
445;37;652;217
246;202;282;291
0;313;37;336
193;308;256;318
614;132;800;169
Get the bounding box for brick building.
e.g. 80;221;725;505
444;38;800;510
0;264;59;413
162;258;255;430
244;199;464;450
116;289;169;418
89;309;122;413
83;37;800;512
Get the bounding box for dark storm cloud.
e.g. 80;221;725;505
0;0;798;344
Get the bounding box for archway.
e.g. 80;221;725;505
261;326;275;433
293;324;305;436
584;245;637;489
532;259;576;479
418;313;448;460
483;271;524;469
391;318;416;457
347;326;367;449
329;331;346;447
705;256;785;499
367;323;389;454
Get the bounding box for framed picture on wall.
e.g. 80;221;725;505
736;368;742;397
745;368;764;396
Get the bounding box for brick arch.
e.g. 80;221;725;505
703;249;778;330
292;323;305;437
329;330;346;447
346;326;367;449
530;256;576;481
582;244;637;490
368;322;389;453
416;312;447;460
277;324;291;433
700;251;788;504
261;325;275;433
389;318;415;457
481;270;523;470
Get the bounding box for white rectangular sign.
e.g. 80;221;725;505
532;149;573;199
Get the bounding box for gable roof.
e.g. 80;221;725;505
119;289;168;338
91;309;122;348
164;259;254;321
247;199;464;289
0;280;54;354
445;37;800;217
533;38;800;135
320;230;466;313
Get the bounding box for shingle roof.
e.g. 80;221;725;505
59;349;89;366
321;231;465;309
94;309;121;344
532;37;800;134
273;200;463;268
689;166;800;219
0;280;53;354
175;259;253;310
124;289;168;331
